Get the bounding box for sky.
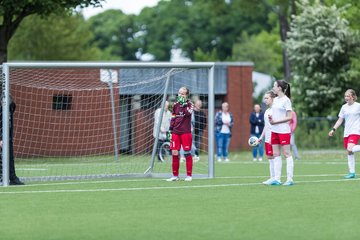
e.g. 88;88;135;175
82;0;160;18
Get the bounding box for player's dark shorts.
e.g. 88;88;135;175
271;132;291;145
170;133;192;151
343;134;360;149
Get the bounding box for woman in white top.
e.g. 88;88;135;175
215;102;234;162
258;90;276;185
269;80;294;186
328;89;360;179
153;101;172;161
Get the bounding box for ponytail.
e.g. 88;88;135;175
276;80;291;99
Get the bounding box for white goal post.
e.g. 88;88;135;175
1;62;215;186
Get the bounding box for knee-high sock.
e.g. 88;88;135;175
274;156;282;181
172;155;180;176
269;159;275;179
286;156;294;181
352;145;360;153
185;155;193;176
348;154;355;173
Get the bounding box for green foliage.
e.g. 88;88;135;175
348;57;360;80
325;0;360;31
132;0;274;61
286;0;360;116
0;0;103;19
0;0;104;63
5;0;360;71
193;48;220;61
88;9;139;60
179;0;273;61
325;1;360;91
232;31;283;78
296;118;343;149
178;0;233;60
8;13;101;61
134;0;189;60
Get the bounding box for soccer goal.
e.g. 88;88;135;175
1;62;215;186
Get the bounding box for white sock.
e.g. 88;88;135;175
269;159;275;179
286;156;294;182
352;145;360;153
348;154;355;173
274;156;282;181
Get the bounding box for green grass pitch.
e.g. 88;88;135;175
1;150;360;240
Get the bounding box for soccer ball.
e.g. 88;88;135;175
248;136;259;147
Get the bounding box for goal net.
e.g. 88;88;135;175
1;62;215;185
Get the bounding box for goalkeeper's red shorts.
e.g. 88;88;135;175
170;133;192;151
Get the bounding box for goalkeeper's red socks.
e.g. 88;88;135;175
172;155;192;177
172;155;180;176
185;155;193;176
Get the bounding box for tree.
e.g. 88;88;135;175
0;0;104;64
178;0;233;60
179;0;272;61
134;0;273;61
232;31;283;78
193;48;220;61
88;10;139;60
240;0;298;80
8;13;101;61
135;0;189;60
325;0;360;31
286;0;360;116
324;0;360;86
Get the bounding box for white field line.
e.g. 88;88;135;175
222;161;345;165
17;160;345;168
217;174;344;179
0;177;359;195
17;178;162;187
17;168;48;171
10;173;345;188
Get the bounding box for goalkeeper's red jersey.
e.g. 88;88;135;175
170;100;194;135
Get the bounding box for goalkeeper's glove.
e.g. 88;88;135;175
177;95;187;106
166;131;172;142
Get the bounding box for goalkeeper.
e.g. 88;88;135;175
166;86;194;182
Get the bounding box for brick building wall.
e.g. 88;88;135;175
10;69;120;157
189;63;254;151
226;65;253;151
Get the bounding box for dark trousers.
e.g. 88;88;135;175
193;131;204;156
0;140;17;180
